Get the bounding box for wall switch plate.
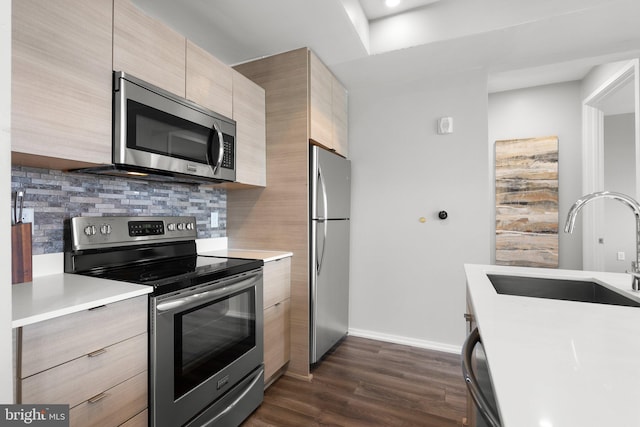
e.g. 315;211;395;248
617;251;626;261
437;116;453;134
210;212;219;228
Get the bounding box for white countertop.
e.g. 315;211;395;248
12;274;152;328
12;242;287;329
465;264;640;427
199;249;293;262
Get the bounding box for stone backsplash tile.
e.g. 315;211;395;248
11;166;226;255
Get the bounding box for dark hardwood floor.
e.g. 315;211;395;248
242;336;468;427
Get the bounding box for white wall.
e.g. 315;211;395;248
581;60;633;101
1;0;13;402
488;82;583;270
348;70;490;351
604;113;636;272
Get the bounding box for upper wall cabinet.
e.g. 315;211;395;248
309;51;348;157
331;75;349;158
12;0;113;167
113;0;186;97
186;41;233;119
232;71;266;187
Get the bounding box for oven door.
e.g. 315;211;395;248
150;269;263;427
114;71;236;182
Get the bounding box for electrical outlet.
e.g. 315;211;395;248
210;212;219;228
11;207;34;225
617;251;626;261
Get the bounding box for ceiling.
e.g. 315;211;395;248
131;0;640;94
359;0;440;20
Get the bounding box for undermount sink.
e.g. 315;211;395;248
487;274;640;308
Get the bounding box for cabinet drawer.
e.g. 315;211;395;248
20;296;147;377
120;409;148;427
70;371;147;427
21;333;147;407
263;257;291;309
264;298;290;381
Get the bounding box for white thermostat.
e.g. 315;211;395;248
437;117;453;134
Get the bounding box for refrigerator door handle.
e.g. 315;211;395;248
316;166;328;273
318;165;329;220
317;220;328;274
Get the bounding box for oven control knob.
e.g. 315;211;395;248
167;223;176;231
177;223;186;231
100;224;112;235
84;225;97;236
186;222;194;230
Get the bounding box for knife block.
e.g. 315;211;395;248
12;223;32;284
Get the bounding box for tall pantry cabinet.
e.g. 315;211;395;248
231;48;348;379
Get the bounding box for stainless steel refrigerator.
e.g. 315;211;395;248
310;145;351;364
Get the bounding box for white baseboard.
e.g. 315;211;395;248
348;328;462;354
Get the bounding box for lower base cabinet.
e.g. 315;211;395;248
69;371;147;427
262;256;292;385
264;298;290;382
15;295;148;427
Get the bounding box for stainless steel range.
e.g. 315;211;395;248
64;216;264;427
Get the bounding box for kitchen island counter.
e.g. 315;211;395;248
465;264;640;427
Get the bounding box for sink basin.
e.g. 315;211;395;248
487;274;640;307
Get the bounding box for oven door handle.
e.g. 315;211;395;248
156;274;259;313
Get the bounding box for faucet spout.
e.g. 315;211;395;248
564;191;640;290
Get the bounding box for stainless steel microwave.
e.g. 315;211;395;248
115;71;236;183
76;71;236;184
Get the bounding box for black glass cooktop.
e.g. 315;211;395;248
66;239;263;295
82;255;262;295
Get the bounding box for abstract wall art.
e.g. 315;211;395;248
495;136;559;268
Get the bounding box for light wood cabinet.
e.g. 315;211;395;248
231;48;347;380
13;0;268;187
309;51;349;157
231;71;266;187
263;257;291;384
186;40;233;119
16;296;148;427
113;0;186;97
11;0;113;169
331;77;349;157
309;52;333;149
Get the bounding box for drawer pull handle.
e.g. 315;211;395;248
88;393;107;404
88;305;107;311
87;348;107;358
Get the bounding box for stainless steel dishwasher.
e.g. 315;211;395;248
462;327;502;427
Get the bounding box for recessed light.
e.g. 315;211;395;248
385;0;401;8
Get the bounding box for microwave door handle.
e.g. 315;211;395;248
211;122;224;174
